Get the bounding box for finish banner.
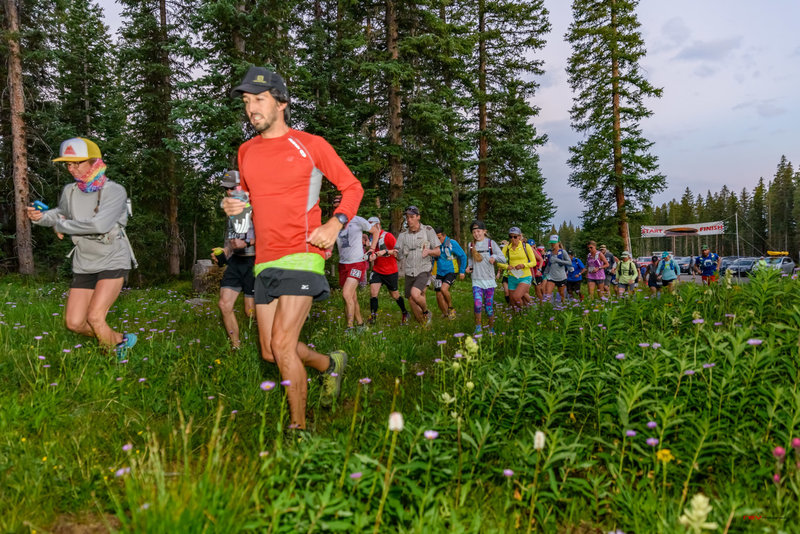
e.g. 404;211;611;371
640;221;725;238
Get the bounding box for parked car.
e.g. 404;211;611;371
727;257;758;276
636;256;652;269
764;256;795;274
719;256;741;276
673;256;692;274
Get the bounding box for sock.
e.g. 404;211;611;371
370;297;378;314
396;297;407;313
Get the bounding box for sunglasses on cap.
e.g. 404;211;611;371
509;234;521;239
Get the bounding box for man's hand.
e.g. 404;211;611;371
459;273;465;280
489;257;495;264
222;197;246;216
230;238;247;250
307;218;342;249
26;206;43;222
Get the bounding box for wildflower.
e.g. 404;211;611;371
424;430;439;440
685;369;695;376
453;352;464;359
49;382;57;387
122;443;133;452
465;336;479;356
652;343;662;349
416;371;425;377
638;343;650;348
280;379;291;386
453;332;465;338
434;358;442;363
260;381;275;391
38;355;45;360
792;437;800;449
140;503;150;510
466;381;475;391
747;339;763;346
388;412;404;432
625;430;636;437
678;493;718;533
702;363;715;369
773;446;786;461
214;359;221;364
138;378;146;383
441;392;456;404
115;467;131;477
656;449;675;463
647;421;657;429
615;353;625;360
436;340;446;345
359;377;372;384
452;362;461;370
646;438;659;447
534;430;546;451
350;472;363;479
503;469;514;477
773;473;781;484
259;451;269;457
692;318;704;325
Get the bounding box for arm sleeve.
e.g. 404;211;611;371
496;245;509;270
491;240;506;264
54;185;126;235
552;251;571;266
451;240;468;273
310;136;364;221
32;187;69;228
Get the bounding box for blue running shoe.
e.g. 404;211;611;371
115;333;138;362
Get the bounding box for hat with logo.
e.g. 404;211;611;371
549;234;559;244
231;66;289;100
621;251;631;257
220;169;240;189
405;205;421;216
52;137;102;162
470;220;486;231
508;226;522;236
701;243;709;250
367;216;380;227
661;251;670;258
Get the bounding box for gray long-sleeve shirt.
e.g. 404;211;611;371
542;248;572;282
34;181;134;273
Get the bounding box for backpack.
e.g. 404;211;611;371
502;242;534;264
469;239;493;256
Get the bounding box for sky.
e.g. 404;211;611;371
98;0;800;226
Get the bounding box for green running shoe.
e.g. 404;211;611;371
321;350;347;407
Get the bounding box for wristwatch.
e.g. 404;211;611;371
333;213;348;226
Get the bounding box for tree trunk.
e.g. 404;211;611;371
160;0;180;275
610;1;631;254
5;0;34;274
386;0;403;234
476;0;488;222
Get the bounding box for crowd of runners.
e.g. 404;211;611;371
29;66;729;432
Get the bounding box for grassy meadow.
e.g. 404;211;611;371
1;269;799;533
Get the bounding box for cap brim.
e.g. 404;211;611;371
230;84;273;98
52;156;89;162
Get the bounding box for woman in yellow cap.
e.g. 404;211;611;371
26;137;137;360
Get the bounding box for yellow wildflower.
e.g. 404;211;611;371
656;448;675;463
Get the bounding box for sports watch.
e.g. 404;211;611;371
334;213;349;226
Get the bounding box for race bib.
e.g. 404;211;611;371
349;268;362;279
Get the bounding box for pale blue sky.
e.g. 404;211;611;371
98;0;800;226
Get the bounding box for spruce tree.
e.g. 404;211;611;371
566;0;663;254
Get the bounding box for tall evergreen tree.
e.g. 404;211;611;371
565;0;663;254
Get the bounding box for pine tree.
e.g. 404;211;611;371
566;0;663;254
749;178;767;255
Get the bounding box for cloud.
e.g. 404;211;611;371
674;37;743;61
732;99;787;118
693;65;717;78
705;138;755;150
661;18;691;47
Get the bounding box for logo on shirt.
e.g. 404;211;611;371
301;284;309;290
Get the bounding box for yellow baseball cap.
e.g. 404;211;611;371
52;137;102;162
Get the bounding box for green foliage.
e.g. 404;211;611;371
2;274;800;531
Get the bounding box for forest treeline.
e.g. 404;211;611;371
1;0;788;279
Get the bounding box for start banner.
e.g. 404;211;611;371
640;221;725;238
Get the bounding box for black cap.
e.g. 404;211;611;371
470;220;486;231
220;170;239;189
231;66;288;100
405;205;420;215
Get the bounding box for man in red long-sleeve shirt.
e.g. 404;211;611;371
223;66;364;431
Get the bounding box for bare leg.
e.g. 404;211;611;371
342;277;362;327
257;296;331;429
435;289;448;316
409;286;428;323
84;277;126;347
218;288;242;347
65;288;96;337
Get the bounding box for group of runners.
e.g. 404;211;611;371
28;66;729;432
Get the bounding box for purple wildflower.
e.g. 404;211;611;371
503;469;514;477
615;353;625;360
350;472;363;479
359;377;372;384
638;343;650;348
646;438;659;447
702;363;716;369
260;381;275;391
747;339;763;346
424;430;439;440
280;379;291;386
625;430;636;437
685;369;695;375
647;421;657;429
122;443;133;452
774;446;786;461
